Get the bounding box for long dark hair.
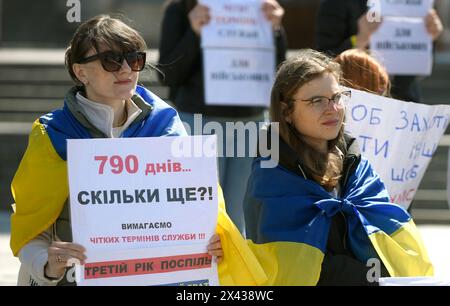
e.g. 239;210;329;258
270;49;345;191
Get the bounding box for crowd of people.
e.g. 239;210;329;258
8;0;444;286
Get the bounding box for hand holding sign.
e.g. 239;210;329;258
371;17;432;75
356;13;383;49
207;234;223;263
45;241;87;279
425;9;443;41
262;0;284;30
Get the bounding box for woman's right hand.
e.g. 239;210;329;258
188;4;211;36
45;241;87;279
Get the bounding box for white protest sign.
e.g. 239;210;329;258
77;245;219;286
371;17;432;75
200;0;273;49
345;88;450;210
372;0;434;17
67;136;219;285
203;48;274;106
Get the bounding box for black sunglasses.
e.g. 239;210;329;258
77;51;146;72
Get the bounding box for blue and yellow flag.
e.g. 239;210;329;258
9;85;266;285
10;86;186;256
244;156;434;285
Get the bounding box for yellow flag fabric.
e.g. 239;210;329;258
216;186;267;285
10;121;68;256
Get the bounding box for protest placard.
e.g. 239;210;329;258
200;0;273;49
372;0;434;18
345;88;450;210
203;48;274;106
77;244;218;286
67;135;219;285
371;17;432;76
200;0;275;106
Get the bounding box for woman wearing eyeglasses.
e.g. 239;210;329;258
9;15;229;286
243;49;433;285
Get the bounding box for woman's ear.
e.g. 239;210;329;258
73;63;88;85
281;102;291;124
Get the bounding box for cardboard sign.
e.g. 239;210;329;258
201;0;273;49
345;88;450;210
203;48;274;106
68;136;219;285
371;17;432;75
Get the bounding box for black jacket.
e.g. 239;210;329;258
262;128;389;285
158;0;288;117
315;0;422;102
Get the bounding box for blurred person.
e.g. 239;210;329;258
158;0;287;234
335;48;390;96
244;49;433;285
315;0;443;103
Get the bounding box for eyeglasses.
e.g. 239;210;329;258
293;90;351;112
77;51;146;72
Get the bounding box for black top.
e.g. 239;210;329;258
158;0;288;117
315;0;422;102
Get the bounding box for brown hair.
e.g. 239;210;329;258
270;49;345;191
65;15;147;86
335;49;390;96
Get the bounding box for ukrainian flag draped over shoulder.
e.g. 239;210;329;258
10;120;69;257
10;85;266;285
10;86;186;256
245;156;434;285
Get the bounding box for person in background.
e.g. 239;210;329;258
315;0;443;103
335;48;390;96
158;0;287;234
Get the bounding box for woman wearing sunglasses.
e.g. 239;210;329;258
9;15;230;286
243;49;433;285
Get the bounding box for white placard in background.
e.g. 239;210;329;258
373;0;434;18
345;88;450;210
200;0;273;49
203;48;274;106
371;17;432;76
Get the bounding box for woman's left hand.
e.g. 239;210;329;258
207;234;223;263
262;0;285;30
425;9;443;41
